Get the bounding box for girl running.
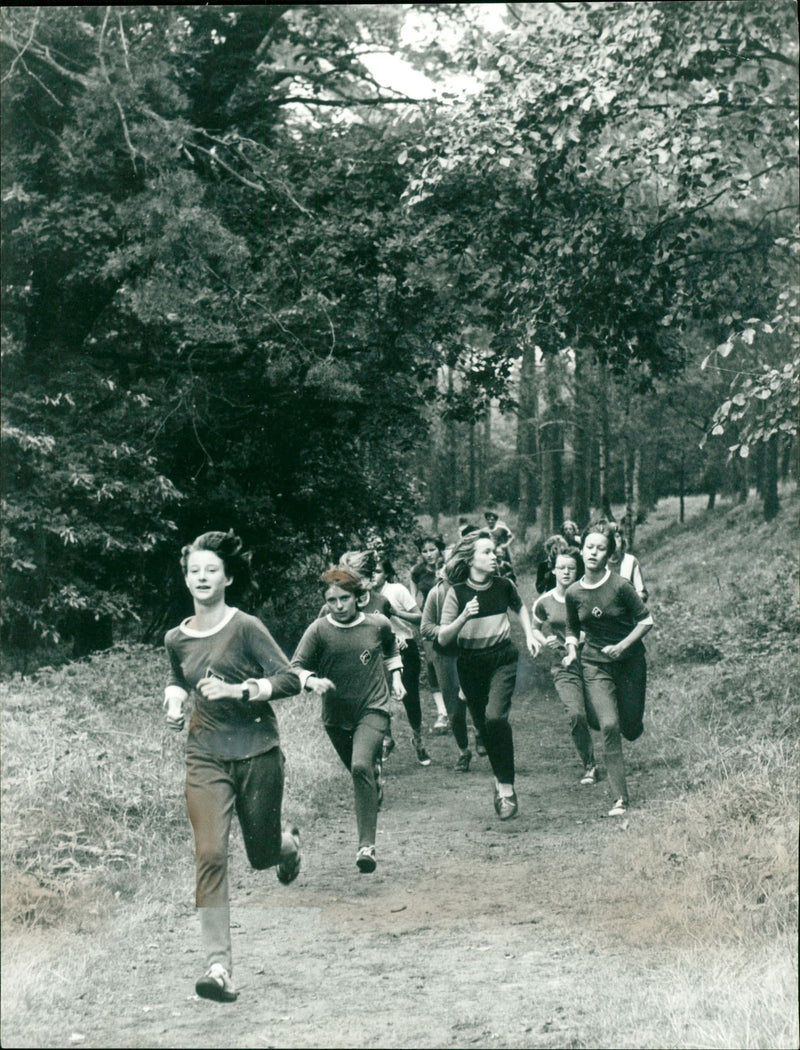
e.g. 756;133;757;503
372;558;430;766
564;522;653;817
410;536;450;734
608;522;649;601
163;530;301;1004
420;569;471;771
438;532;539;819
532;548;599;785
291;566;405;873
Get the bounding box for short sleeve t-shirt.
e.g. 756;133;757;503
565;571;651;665
532;589;568;645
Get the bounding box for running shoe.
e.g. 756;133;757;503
356;845;377;873
195;963;238;1003
608;798;628;817
455;750;472;773
276;826;301;885
382;735;396;762
475;734;487;757
580;765;598;786
494;788;518;821
414;739;432;766
432;715;450;735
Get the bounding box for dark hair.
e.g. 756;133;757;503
580;520;617;558
444;530;494;584
416;535;444;553
320;566;366;596
377;558;397;583
459;523;480;538
180;530;251;587
554;546;584;576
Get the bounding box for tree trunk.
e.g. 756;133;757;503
517;346;538;531
570;350;591;528
445;368;458;515
468;421;477;510
630;445;642;546
598;394;613;520
679;452;686;523
762;436;780;521
482;411;491;505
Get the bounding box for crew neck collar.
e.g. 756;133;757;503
180;607;238;637
580;569;611;590
326;613;366;629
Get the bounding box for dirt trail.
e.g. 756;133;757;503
59;637;682;1050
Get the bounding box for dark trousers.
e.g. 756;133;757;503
457;643;518;784
398;637;422;734
430;647;468;750
326;709;390;848
185;747;285;909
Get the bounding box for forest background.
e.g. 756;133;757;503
1;2;798;664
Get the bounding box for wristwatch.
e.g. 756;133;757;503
241;684;251;702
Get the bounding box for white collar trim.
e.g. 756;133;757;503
580;569;611;590
180;607;238;637
326;613;366;629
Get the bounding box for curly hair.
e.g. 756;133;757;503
180;530;251;587
543;534;570;567
555;546;584;577
443;530;493;585
416;534;445;554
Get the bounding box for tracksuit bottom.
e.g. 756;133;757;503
185;747;285;975
326;709;390;849
457;642;518;785
581;647;647;802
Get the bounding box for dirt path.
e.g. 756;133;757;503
58;640;683;1050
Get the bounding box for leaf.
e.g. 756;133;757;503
717;341;734;357
711;424;725;436
397;150;408;166
739;444;750;459
740;328;755;345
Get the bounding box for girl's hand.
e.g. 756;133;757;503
197;675;237;700
544;635;561;651
390;672;406;702
398;637;408;652
601;643;626;661
307;675;335;695
463;597;480;620
526;636;540;658
163;695;185;730
562;651;577;669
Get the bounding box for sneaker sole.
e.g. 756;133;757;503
356;855;377;873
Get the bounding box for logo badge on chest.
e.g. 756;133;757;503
360;649;372;665
591;606;603;618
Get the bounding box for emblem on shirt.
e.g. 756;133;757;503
592;606;603;617
360;649;372;665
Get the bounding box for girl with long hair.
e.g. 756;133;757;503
438;532;538;819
